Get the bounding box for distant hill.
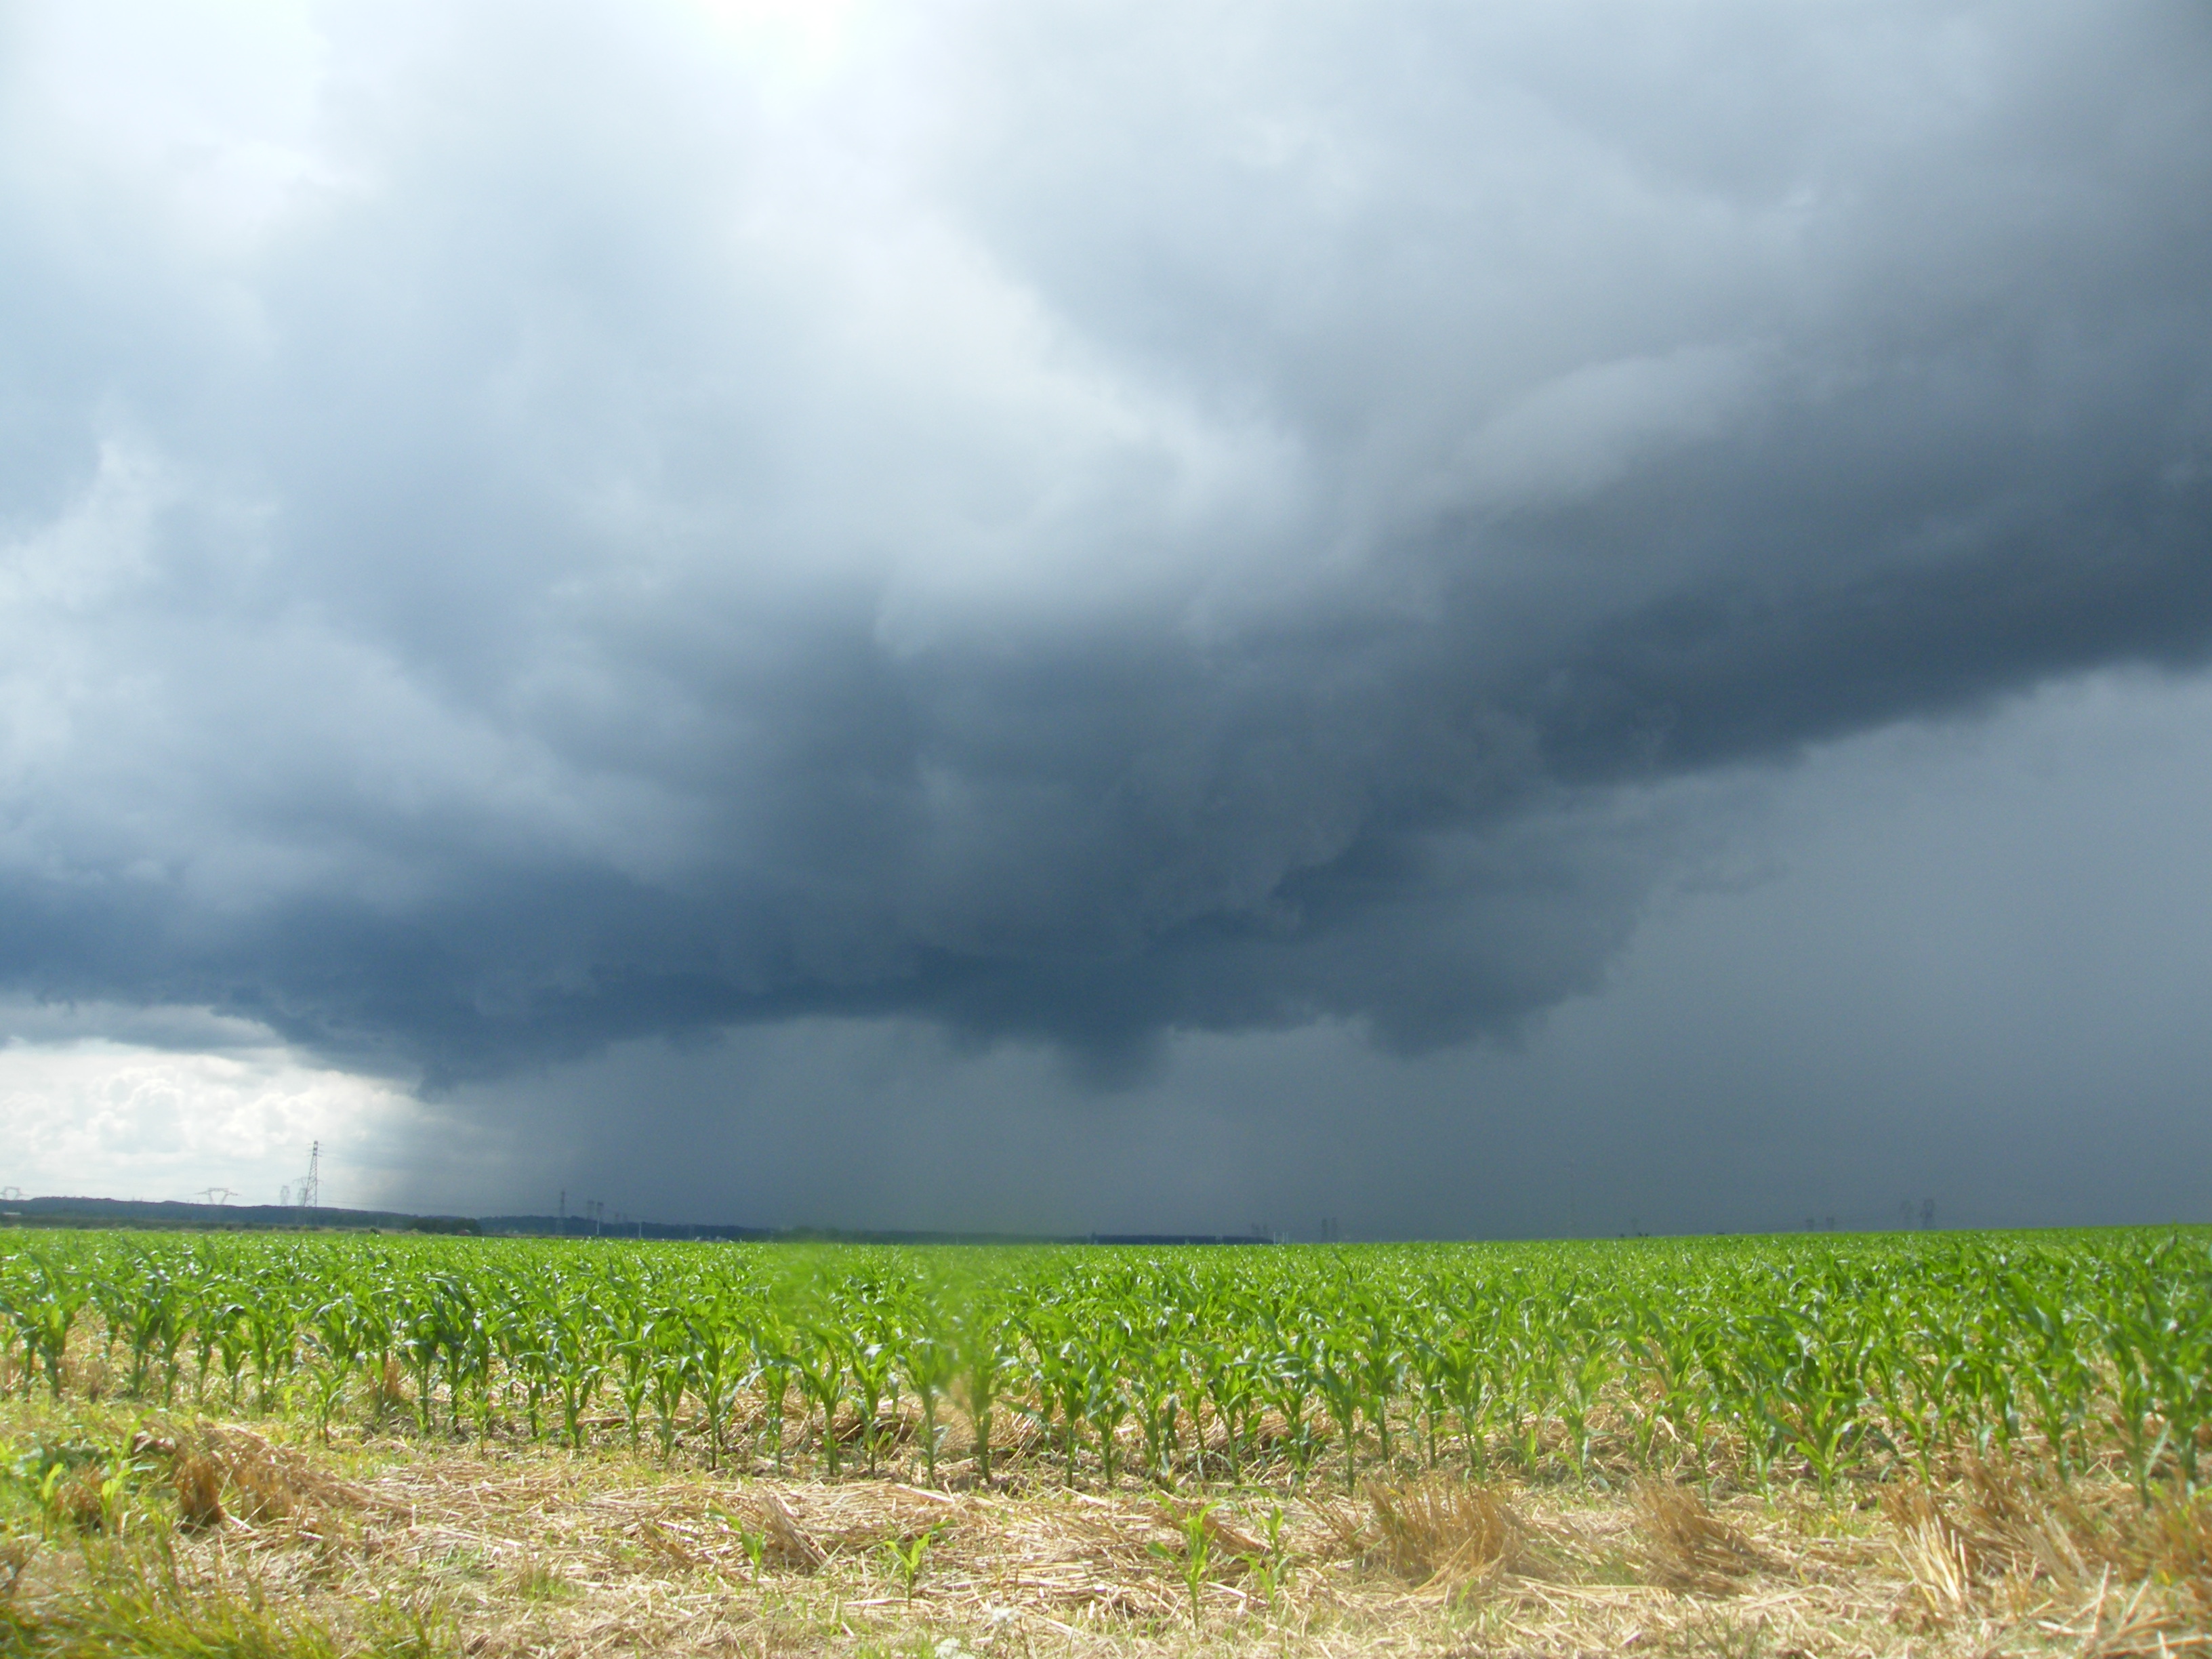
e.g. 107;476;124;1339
1;1195;480;1233
478;1215;777;1241
1;1196;1275;1246
481;1217;1273;1246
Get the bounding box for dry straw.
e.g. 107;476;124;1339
1631;1478;1769;1595
6;1399;2212;1656
1359;1475;1527;1591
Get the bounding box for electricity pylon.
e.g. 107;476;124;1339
298;1141;321;1215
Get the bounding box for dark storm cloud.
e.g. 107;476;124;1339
394;670;2212;1236
1;0;2209;1086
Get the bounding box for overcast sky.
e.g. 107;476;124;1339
3;0;2208;1236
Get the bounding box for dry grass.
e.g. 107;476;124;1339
1633;1478;1770;1595
5;1395;2212;1658
1874;1456;2212;1652
171;1452;227;1530
1356;1475;1528;1591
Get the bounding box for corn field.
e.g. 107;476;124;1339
3;1229;2206;1502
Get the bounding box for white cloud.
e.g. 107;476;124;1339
0;1013;428;1208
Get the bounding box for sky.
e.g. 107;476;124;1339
2;0;2209;1237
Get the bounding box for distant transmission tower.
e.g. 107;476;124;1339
298;1141;321;1217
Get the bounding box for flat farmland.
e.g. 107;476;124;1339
2;1229;2207;1657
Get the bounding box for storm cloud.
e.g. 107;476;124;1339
3;0;2209;1115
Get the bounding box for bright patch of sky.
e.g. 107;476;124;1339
0;1005;426;1208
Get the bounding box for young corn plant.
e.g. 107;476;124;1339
881;1524;942;1601
1261;1326;1324;1484
13;1251;87;1401
116;1253;187;1404
7;1216;2209;1504
1129;1334;1189;1488
546;1294;608;1454
954;1307;1015;1486
1311;1331;1366;1493
847;1320;903;1475
1149;1502;1217;1631
792;1324;850;1478
1242;1501;1294;1606
903;1323;957;1484
1197;1336;1265;1481
1500;1317;1562;1479
607;1303;657;1455
1554;1310;1618;1480
1080;1336;1135;1490
1349;1292;1409;1473
686;1300;749;1471
1023;1313;1090;1481
306;1293;370;1443
647;1310;693;1461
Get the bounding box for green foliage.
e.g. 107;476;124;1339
3;1226;2208;1504
0;1534;453;1658
1149;1501;1217;1628
879;1523;941;1600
